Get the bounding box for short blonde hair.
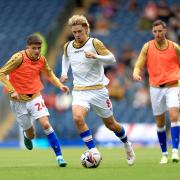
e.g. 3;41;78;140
68;15;90;35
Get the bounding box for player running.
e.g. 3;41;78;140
60;15;135;166
0;34;69;167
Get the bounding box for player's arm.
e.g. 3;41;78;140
84;38;116;64
133;43;148;81
60;42;70;83
173;42;180;66
42;59;69;93
0;53;22;94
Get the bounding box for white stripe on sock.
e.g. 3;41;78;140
157;126;166;132
120;134;126;139
82;135;93;142
171;121;180;127
162;152;168;155
44;126;54;135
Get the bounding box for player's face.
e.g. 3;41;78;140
27;44;41;59
152;25;167;43
72;25;88;43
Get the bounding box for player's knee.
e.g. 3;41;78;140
73;115;85;127
169;111;179;121
155;115;165;127
41;122;51;130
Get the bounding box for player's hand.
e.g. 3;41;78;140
133;74;142;81
60;75;68;83
84;51;96;59
10;91;20;100
60;85;70;93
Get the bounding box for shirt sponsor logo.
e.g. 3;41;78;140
74;49;84;53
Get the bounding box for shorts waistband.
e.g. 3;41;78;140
73;84;104;91
152;81;179;88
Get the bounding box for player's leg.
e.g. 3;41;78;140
38;116;67;167
102;115;135;166
170;110;179;163
155;114;168;164
22;116;35;150
92;87;135;165
10;100;34;150
18;115;35;150
72;90;99;153
150;87;168;164
170;116;179;162
72;105;98;152
167;87;180;162
27;95;67;167
23;127;35;150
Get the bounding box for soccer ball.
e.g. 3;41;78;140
80;150;102;168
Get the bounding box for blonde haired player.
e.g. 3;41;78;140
133;20;180;164
60;15;135;166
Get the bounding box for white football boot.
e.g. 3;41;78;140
171;149;179;163
160;153;168;164
124;141;135;166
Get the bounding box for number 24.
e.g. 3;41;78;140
35;102;45;111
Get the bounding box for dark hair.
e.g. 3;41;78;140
27;34;42;45
152;19;166;28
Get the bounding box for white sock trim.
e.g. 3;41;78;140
44;126;54;135
157;126;166;132
82;135;93;142
172;148;178;153
56;155;63;159
162;152;168;156
120;134;127;139
171;121;180;127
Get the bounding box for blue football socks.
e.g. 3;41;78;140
171;122;179;150
114;127;128;143
44;127;62;156
80;129;96;149
157;126;167;153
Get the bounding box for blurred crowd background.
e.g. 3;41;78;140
0;0;179;147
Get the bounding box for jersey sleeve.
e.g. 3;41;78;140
63;42;70;57
42;59;63;88
133;43;148;76
0;52;23;93
173;42;180;66
93;38;110;55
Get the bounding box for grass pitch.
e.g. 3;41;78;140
0;147;179;180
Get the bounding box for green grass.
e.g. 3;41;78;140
0;147;179;180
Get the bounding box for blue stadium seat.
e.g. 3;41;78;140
0;0;66;66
